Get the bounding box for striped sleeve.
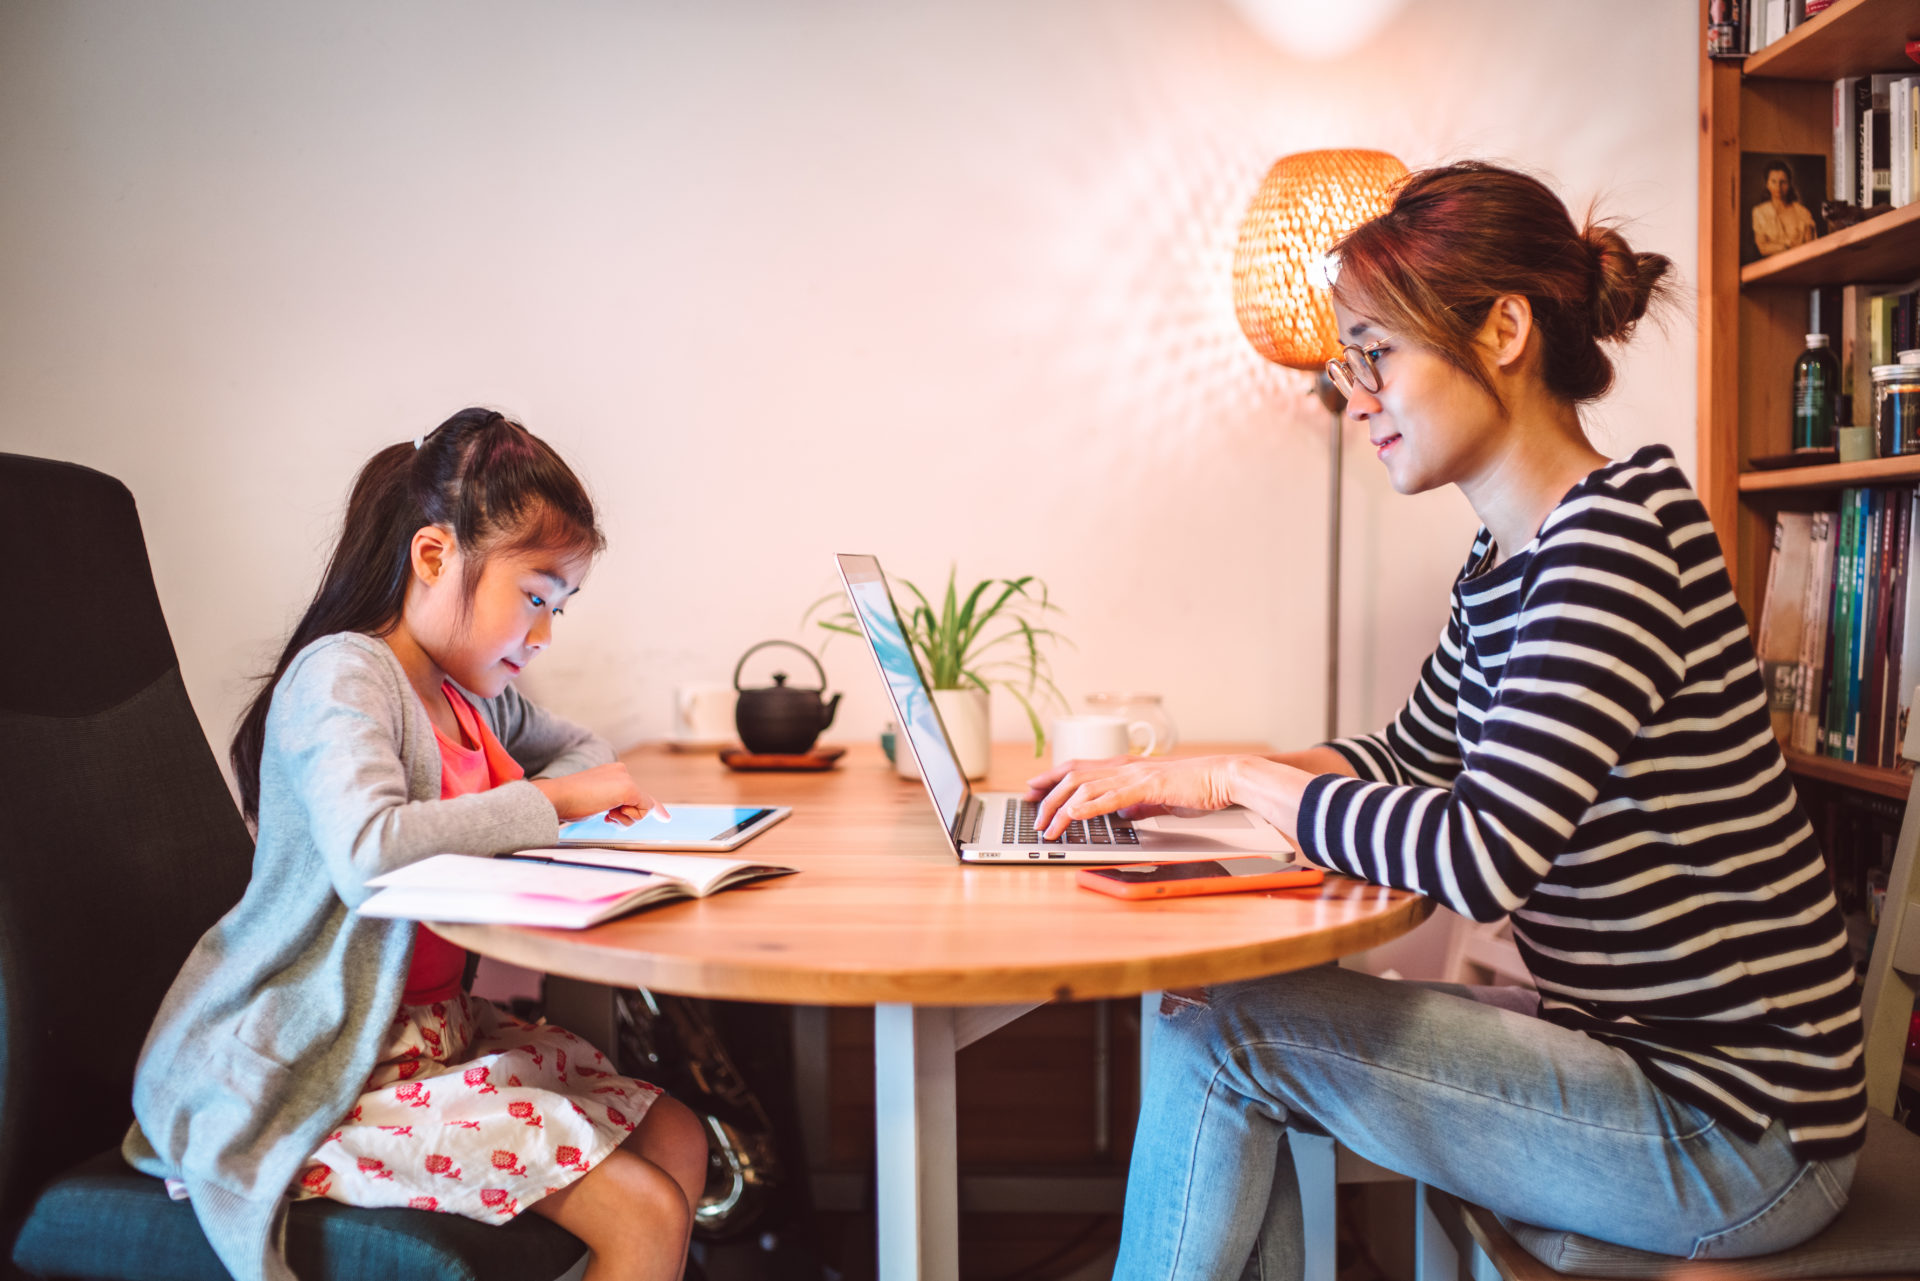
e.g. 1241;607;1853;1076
1296;497;1687;923
1325;597;1467;787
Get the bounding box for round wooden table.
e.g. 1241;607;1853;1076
436;740;1432;1281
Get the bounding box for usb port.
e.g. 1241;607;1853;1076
1047;852;1066;859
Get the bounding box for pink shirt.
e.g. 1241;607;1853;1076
402;682;527;1003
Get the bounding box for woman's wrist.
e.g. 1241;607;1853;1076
1222;755;1313;844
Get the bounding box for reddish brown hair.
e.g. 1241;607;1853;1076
1329;161;1672;408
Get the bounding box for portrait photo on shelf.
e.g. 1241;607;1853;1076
1741;151;1829;265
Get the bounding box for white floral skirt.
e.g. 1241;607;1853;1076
290;992;662;1221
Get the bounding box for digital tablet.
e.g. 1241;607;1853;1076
556;804;791;853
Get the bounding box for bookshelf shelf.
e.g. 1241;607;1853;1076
1740;454;1920;492
1782;749;1914;799
1739;202;1920;287
1743;0;1920;82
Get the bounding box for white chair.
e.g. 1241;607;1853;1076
1413;710;1920;1281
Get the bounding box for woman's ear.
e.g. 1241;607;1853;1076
410;525;456;586
1479;294;1535;373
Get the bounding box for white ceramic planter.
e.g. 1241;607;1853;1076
932;687;991;780
891;688;992;781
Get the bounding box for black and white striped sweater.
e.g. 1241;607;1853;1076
1298;446;1866;1160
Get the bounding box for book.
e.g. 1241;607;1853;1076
358;850;798;929
1863;75;1897;209
1759;511;1816;743
1835;76;1862;204
1796;510;1837;755
1826;490;1859;755
1860;491;1891;766
1848;488;1871;760
1898;488;1920;761
1883;493;1911;764
1894;77;1913;208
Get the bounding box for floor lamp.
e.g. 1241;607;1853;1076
1231;149;1406;740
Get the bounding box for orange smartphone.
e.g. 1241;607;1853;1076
1076;856;1325;900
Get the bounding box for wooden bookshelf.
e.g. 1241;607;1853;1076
1743;0;1920;82
1782;749;1915;800
1740;201;1920;286
1700;0;1920;799
1739;454;1920;492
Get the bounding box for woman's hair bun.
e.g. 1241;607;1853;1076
1583;221;1672;344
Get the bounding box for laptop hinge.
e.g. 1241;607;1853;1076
958;797;983;845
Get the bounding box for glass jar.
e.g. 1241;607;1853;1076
1084;692;1178;756
1874;364;1920;458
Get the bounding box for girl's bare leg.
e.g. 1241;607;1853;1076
529;1097;709;1281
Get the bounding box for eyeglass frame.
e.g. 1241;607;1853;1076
1325;340;1389;398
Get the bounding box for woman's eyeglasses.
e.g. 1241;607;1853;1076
1326;341;1388;398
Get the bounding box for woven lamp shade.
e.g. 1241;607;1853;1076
1232;149;1408;372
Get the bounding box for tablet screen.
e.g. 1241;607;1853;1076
558;805;774;846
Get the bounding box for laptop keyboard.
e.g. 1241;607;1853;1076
1004;799;1140;846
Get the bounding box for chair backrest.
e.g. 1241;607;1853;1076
1863;697;1920;1113
0;455;254;1226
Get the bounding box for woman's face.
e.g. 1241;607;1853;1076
1767;168;1791;202
1329;298;1507;496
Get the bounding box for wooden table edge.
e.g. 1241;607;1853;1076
433;894;1435;1006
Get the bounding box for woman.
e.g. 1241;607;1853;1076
1030;163;1865;1277
1752;159;1817;257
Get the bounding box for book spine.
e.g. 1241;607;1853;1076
1836;77;1861;203
1827;490;1858;755
1863;491;1891;765
1883;492;1910;765
1848;489;1870;761
1798;510;1835;755
1895;78;1913;208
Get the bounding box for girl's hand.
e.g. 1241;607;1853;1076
532;763;669;826
1032;756;1239;840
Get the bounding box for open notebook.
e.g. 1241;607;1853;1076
358;849;797;929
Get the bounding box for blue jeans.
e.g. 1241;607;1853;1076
1115;966;1856;1280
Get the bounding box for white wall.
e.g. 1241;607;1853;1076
0;0;1697;773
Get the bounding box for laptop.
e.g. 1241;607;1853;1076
834;553;1301;865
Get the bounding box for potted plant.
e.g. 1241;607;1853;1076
808;569;1068;780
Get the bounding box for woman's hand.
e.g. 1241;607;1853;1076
531;763;669;826
1030;756;1240;840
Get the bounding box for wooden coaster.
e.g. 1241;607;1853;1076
719;746;846;772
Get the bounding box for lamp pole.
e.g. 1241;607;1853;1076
1315;374;1345;742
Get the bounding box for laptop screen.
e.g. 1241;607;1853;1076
835;554;970;840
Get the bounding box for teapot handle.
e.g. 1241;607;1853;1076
733;639;829;693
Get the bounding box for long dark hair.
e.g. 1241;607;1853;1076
231;407;604;821
1331;161;1673;408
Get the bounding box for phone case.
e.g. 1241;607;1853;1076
1075;861;1325;900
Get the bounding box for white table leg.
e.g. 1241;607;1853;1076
874;1004;960;1281
1293;1131;1337;1281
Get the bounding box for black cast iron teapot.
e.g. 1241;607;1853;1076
732;640;841;755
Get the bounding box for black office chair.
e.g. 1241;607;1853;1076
0;454;588;1281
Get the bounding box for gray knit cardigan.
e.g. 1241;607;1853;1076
122;632;614;1281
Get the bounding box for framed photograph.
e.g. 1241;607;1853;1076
1740;152;1828;265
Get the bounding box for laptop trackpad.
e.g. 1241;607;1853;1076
1137;810;1257;831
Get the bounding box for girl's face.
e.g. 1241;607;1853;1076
1329;298;1508;496
1767;168;1791;201
408;532;591;699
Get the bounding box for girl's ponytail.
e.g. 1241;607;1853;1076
230;408;601;821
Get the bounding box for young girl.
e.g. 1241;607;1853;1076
1030;164;1866;1275
124;408;711;1281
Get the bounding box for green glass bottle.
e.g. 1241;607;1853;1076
1793;333;1840;451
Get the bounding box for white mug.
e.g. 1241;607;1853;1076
1050;714;1158;767
672;683;737;745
